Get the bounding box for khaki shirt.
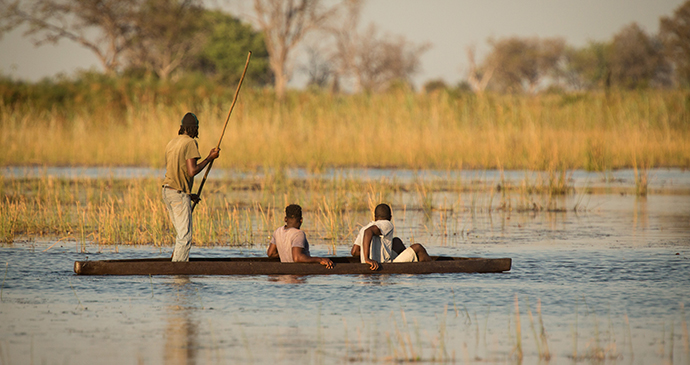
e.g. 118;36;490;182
162;135;201;193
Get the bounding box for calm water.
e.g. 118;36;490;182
3;166;690;191
1;168;689;364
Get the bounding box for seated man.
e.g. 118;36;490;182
267;204;333;269
351;203;431;270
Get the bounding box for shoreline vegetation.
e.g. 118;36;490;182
0;167;686;247
2;86;689;170
2;86;689;245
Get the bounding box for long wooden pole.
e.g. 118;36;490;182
192;51;252;211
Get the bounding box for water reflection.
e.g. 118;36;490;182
633;196;649;233
267;275;307;285
164;277;198;365
354;274;398;286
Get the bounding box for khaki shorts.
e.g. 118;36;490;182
392;247;418;262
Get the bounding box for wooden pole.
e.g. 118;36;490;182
192;51;252;211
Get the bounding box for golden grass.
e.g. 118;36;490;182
0;162;678;246
2;88;689;246
0;174;401;245
2;90;688;170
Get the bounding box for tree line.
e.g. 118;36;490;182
1;0;689;100
0;0;428;99
0;0;271;85
461;8;689;95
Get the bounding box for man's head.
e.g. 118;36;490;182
178;112;199;138
374;203;392;221
285;204;303;228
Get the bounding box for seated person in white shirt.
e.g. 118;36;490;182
351;203;431;270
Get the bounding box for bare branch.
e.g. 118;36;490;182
466;45;494;94
253;0;342;99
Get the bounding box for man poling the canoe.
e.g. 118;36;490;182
192;51;252;212
161;51;252;262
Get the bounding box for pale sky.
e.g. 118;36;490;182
0;0;684;89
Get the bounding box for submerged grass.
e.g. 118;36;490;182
336;296;690;364
0;174;395;245
0;165;682;246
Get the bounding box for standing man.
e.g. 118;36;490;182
162;112;220;262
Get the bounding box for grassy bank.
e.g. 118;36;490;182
2;89;688;170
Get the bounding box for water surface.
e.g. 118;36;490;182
1;168;689;364
1;242;688;364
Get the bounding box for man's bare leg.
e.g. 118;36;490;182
392;237;406;255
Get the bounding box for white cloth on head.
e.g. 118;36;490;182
353;220;396;263
270;226;310;262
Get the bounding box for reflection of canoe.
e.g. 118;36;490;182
73;256;511;276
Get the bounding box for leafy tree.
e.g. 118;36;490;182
0;0;139;75
562;41;612;90
484;36;565;93
423;79;448;94
660;0;690;87
128;0;205;80
609;23;669;89
192;10;271;86
0;0;270;84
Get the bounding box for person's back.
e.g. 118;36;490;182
267;205;333;269
270;225;309;263
163;134;199;193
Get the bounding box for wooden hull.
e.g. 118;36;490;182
73;256;511;276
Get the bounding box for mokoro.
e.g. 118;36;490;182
73;256;511;276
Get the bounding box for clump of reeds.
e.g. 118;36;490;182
2;89;689;170
682;303;689;358
526;297;551;361
414;179;434;219
514;294;523;361
633;159;649;197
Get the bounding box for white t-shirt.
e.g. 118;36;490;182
353;220;396;263
270;226;309;262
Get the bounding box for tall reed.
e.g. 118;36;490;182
2;90;688;170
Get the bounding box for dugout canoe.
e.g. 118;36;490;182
73;256;511;276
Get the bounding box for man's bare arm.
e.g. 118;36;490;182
186;148;220;176
361;225;382;270
267;243;279;258
292;247;333;269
